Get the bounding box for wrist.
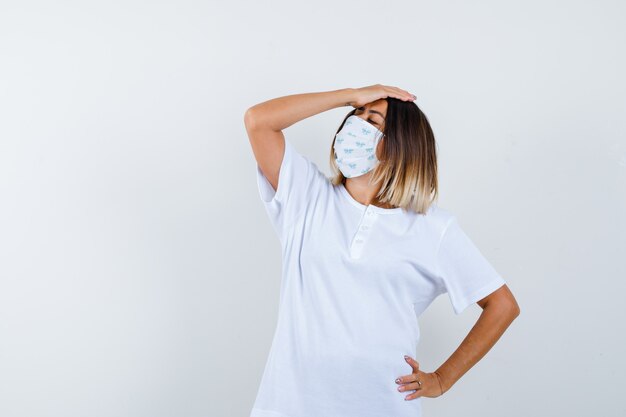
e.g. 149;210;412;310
434;370;451;395
336;88;357;107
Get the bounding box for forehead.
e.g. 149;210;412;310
363;99;388;119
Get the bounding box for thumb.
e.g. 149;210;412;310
404;355;420;373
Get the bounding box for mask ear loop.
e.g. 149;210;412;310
373;132;385;168
376;131;385;146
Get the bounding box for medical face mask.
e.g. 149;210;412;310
333;115;384;178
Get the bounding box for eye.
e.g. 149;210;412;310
356;108;381;126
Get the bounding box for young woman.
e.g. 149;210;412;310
244;85;520;417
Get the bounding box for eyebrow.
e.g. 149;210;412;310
358;107;385;120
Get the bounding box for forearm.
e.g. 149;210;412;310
244;88;355;132
435;304;518;393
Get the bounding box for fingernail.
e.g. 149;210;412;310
404;355;409;360
395;378;401;383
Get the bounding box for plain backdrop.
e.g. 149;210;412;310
1;1;625;416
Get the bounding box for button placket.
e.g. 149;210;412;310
349;207;378;259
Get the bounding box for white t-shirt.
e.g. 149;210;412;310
250;138;506;417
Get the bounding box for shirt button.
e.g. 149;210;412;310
355;239;363;243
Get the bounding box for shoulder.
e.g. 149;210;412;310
286;138;330;183
398;203;455;247
410;202;456;241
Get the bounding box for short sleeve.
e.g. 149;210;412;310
255;138;326;236
435;216;506;315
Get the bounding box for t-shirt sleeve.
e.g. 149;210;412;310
255;138;326;236
435;216;506;315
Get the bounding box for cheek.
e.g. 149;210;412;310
376;138;385;158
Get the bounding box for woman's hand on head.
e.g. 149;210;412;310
348;84;416;108
395;355;445;400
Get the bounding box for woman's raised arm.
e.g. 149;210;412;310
243;88;356;192
243;85;416;191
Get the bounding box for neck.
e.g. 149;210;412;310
343;178;396;209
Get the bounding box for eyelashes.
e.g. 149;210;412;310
356;108;380;126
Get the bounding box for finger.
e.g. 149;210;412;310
383;86;413;101
398;382;423;396
395;374;413;386
404;355;420;373
389;86;415;101
401;89;417;101
395;374;413;384
404;388;423;401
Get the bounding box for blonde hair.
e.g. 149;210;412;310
329;98;439;215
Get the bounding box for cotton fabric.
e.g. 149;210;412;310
333;115;384;178
250;138;506;417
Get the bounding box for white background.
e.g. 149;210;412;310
1;1;624;416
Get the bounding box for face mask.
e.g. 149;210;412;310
333;115;384;178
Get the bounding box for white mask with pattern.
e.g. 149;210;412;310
333;115;384;178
